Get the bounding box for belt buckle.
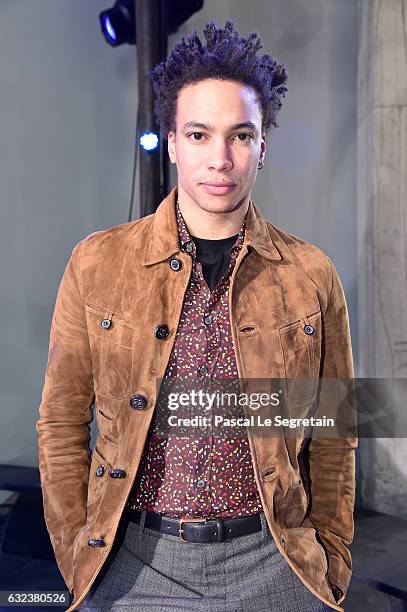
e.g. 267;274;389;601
179;517;208;543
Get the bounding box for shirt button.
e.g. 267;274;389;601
192;270;200;280
109;468;127;479
169;258;182;271
196;479;206;488
130;394;147;410
100;319;112;329
304;324;315;335
199;365;208;376
185;242;193;253
204;315;212;325
155;324;169;339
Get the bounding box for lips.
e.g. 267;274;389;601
202;182;236;187
201;183;237;195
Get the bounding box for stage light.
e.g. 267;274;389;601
99;0;204;48
103;16;117;43
139;132;159;151
99;0;134;47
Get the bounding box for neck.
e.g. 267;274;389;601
176;184;250;239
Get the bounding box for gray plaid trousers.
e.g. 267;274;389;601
77;511;335;611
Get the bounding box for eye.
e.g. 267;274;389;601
187;132;205;141
234;133;253;142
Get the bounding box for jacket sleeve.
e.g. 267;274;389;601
308;257;358;603
35;241;94;593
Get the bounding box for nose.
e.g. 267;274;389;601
207;138;233;172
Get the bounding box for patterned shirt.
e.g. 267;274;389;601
125;199;263;518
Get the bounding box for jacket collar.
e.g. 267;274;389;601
142;185;285;266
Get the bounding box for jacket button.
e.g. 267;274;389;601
304;324;315;335
109;468;127;479
88;538;106;547
155;324;169;339
100;319;112;329
169;258;182;271
130;394;147;410
95;466;104;477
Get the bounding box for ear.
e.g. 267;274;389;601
167;131;176;164
259;132;267;163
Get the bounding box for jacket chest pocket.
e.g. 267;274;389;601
85;303;136;400
279;310;322;410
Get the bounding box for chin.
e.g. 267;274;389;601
200;192;242;206
200;199;239;212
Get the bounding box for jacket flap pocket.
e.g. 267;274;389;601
279;309;322;347
278;309;322;408
85;302;136;349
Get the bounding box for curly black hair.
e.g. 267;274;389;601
149;19;288;138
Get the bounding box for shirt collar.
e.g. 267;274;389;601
175;198;246;260
142;186;288;266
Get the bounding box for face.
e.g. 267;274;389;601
167;78;266;214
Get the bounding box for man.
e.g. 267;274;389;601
36;20;357;612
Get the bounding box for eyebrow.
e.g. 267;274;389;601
182;121;259;136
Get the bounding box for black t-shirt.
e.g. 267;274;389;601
191;233;239;292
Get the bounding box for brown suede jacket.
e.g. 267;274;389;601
36;185;358;611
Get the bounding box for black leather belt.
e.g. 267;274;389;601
123;508;262;543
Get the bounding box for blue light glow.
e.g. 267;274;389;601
139;132;159;151
103;16;116;42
